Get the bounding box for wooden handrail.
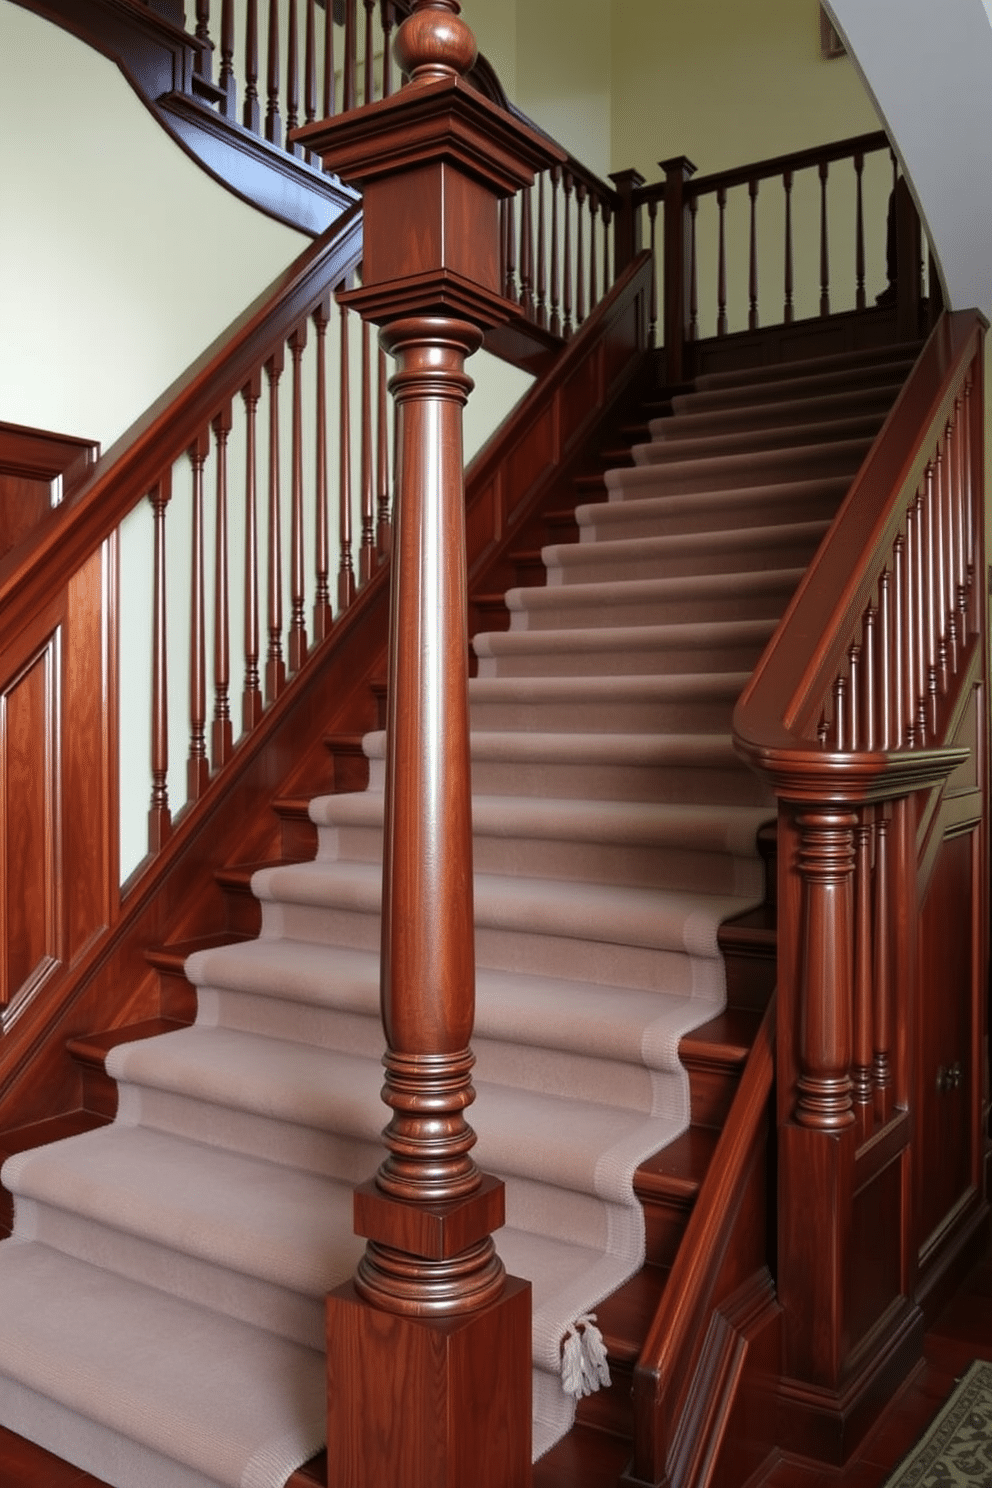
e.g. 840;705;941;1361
687;130;889;203
734;310;983;773
630;997;776;1486
0;204;363;656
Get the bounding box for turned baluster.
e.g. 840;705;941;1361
359;319;376;583
148;473;172;853
323;0;336;116
286;0;300;153
933;438;950;692
575;180;586;326
872;814;893;1122
312;298;333;642
549;164;561;337
265;348;286;701
188;430;210;802
747;177;759;331
861;605;877;751
912;490;928;743
601;197;612;292
963;376;977;633
688;195;698;341
289;323;308;671
503;193;517;301
519;184;534;317
922;463;940;723
303;0;316;149
846;641;860;751
588;190;599;312
241;372;263;730
219;0;235;114
892;534;908;748
716;186;728;336
903;503;918;743
343;0;357;112
818;159;830;316
876;573;892;749
211;403;234;768
338;295;356;609
851;813;874;1138
854;152;866;311
795;809;856;1129
194;0;213;80
832;675;847;753
535;171;548;328
380;0;394;97
646;197;659;346
562;170;574;337
265;0;281;145
953;394;969;633
783;168;794;323
243;0;260;131
364;0;375;104
376;347;391;557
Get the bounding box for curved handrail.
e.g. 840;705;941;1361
734;309;984;794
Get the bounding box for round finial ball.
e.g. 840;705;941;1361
394;2;478;84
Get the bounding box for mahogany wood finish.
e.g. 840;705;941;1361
623;999;780;1488
0;423;99;563
621;131;936;380
295;5;567;1474
734;311;988;1464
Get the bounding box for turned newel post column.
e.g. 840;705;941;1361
779;801;859;1394
660;155;697;386
294;7;561;1483
794;808;857;1131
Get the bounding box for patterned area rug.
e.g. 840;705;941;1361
885;1360;992;1487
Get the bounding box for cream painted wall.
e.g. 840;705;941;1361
0;3;308;452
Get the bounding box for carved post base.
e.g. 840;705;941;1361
326;1274;532;1488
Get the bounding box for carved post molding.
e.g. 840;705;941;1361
294;7;561;1484
794;807;857;1131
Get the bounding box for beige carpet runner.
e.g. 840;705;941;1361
0;345;911;1486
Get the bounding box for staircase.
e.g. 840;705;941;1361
0;342;916;1487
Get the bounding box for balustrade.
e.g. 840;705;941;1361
108;214;394;881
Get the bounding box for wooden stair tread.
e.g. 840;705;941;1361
532;1421;632;1487
322;732;368;752
593;1264;668;1362
215;860;294;891
635;1124;719;1202
145;932;253;973
0;1110;111;1163
679;1006;763;1066
66;1018;188;1070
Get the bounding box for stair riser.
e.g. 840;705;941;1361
387;757;773;806
664;384;899;434
637;413;884;461
689;357;914;407
609;444;869;495
575;1361;635;1439
543;536;824;585
577;485;845;540
507;584;800;629
468;696;737;732
320;823;764;896
474;641;769;678
261;900;727;996
641;1194;696;1268
13;1195;335;1350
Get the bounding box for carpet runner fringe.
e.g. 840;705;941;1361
0;346;908;1485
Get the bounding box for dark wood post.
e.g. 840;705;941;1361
659;155;696;386
894;175;923;342
608;167;644;277
293;6;562;1484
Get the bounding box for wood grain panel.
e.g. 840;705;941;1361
1;628;61;1015
916;829;976;1254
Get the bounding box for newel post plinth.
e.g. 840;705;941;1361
293;9;562;1485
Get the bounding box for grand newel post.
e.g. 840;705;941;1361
294;7;561;1484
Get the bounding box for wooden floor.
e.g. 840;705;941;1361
0;1243;989;1487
